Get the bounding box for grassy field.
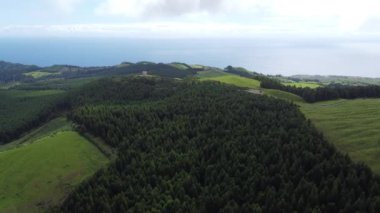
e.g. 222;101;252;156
199;73;305;102
263;89;305;103
0;117;109;212
6;89;64;98
24;71;58;79
283;81;322;88
196;70;228;78
200;74;261;89
300;99;380;174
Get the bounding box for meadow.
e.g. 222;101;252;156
300;99;380;174
199;73;261;89
199;72;305;102
24;71;58;79
0;117;109;212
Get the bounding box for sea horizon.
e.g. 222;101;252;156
1;37;380;78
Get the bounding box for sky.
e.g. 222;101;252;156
0;0;380;38
1;0;380;77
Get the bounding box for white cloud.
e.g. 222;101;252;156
47;0;83;13
95;0;228;18
94;0;380;34
271;0;380;32
1;0;380;37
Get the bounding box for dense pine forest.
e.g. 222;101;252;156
53;77;380;212
0;90;65;143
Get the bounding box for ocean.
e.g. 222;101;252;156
0;37;380;77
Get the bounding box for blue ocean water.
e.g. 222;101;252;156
0;38;380;77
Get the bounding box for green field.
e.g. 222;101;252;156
200;74;261;89
300;99;380;174
199;73;305;102
283;81;322;88
196;70;228;78
263;89;305;103
24;71;58;79
0;118;109;212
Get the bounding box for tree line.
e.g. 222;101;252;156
260;78;380;103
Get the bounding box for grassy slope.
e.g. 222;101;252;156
196;70;228;78
263;89;305;103
199;72;304;102
200;73;261;89
24;71;58;79
0;117;109;213
300;99;380;174
283;81;322;88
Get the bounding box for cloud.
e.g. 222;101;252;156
94;0;380;33
0;22;365;39
47;0;84;13
1;0;380;38
95;0;228;18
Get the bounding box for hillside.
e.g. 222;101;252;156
200;73;261;89
0;89;65;144
1;61;380;212
56;78;380;212
0;117;108;212
0;61;40;83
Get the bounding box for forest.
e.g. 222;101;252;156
260;77;380;102
0;90;66;144
0;61;39;82
52;77;380;212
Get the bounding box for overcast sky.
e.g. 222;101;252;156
1;0;380;38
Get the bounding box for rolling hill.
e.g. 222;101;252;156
1;60;380;212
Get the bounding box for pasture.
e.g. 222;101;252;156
200;74;261;89
24;71;58;79
300;99;380;174
0;118;109;212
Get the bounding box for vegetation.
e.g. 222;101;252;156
198;71;304;103
283;81;322;89
2;60;380;212
300;99;380;174
200;74;261;89
24;71;58;79
196;70;228;78
13;77;100;91
0;61;39;83
290;75;380;86
224;65;261;79
263;89;304;103
55;78;380;212
261;77;380;102
0;117;108;213
0;89;66;144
